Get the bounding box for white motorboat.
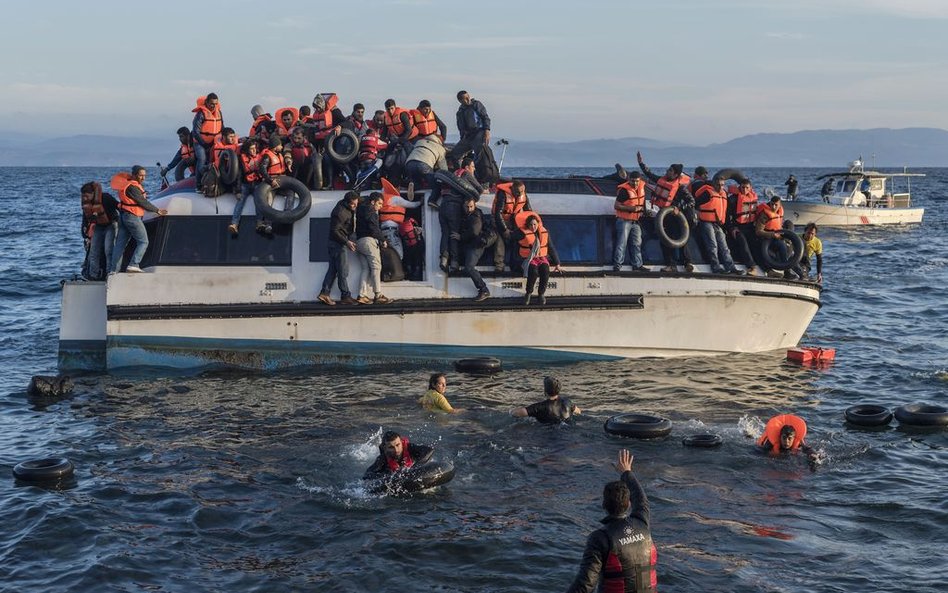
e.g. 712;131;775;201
59;176;822;371
780;158;924;227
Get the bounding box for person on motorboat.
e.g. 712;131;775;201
274;107;300;143
613;171;650;272
515;212;561;305
784;174;798;201
248;104;276;143
757;414;818;461
726;178;762;275
820;178;835;202
229;138;261;236
637;151;695;273
800;223;823;283
780;221;806;280
363;430;434;480
437;158;492;273
379;179;422;260
255;136;288;236
689;165;709;193
566;449;656;593
459;195;498;301
411;99;447;142
317;191;360;306
298;105;311;125
306;93;346;189
109;166;168;274
492;180;533;273
419;373;463;414
80;181;119;280
694;176;742;275
369;109;386;133
449;90;491;162
511;376;581;423
355;192;394;305
755;194;789;278
405;134;448;207
382;98;416;145
211;127;241;196
344;103;370;138
160;127;195;180
287;128;316;189
191;93;223;192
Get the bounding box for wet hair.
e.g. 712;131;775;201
131;165;145;176
418;99;431;109
384;98;396;109
428;373;446;390
299;105;311;117
221;127;235;136
544;376;561;396
382;430;401;444
206;92;219;101
176;126;189;135
805;222;817;233
343;190;360;202
456;90;468;101
353;103;365;111
602;480;631;516
461;157;475;168
780;425;796;440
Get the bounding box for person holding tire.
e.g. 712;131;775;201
755;195;789;278
637;151;695;273
255;136;289;235
363;430;434;480
510;376;581;424
229;139;262;235
566;449;657;593
726;178;761;275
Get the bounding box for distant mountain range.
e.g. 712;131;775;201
1;128;946;167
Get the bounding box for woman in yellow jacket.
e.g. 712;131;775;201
418;373;463;414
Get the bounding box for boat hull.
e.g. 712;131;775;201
783;202;924;227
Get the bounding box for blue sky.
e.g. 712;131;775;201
2;0;946;144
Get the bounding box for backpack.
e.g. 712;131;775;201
200;165;223;197
475;144;501;185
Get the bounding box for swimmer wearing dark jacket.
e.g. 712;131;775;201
510;376;582;424
363;430;434;480
567;449;657;593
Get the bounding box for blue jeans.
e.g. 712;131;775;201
232;182;255;226
614;219;643;268
321;241;352;297
89;222;117;279
406;160;440;203
464;236;496;294
111;211;149;271
698;222;735;272
194;142;210;180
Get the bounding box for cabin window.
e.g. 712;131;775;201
542;216;607;264
140;216;292;266
309;218;332;262
841;180;857;194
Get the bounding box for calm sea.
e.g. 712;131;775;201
0;166;945;592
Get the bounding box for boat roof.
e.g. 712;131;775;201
816;170;925;180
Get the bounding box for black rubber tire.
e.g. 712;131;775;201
844;404;893;427
217;149;239;185
654;207;689;249
759;230;804;271
174;160;188;181
13;458;75;482
434;170;481;202
682;433;723;448
894;403;948;427
604;413;672;438
454;357;502;374
711;168;749;185
369;460;456;494
254;176;312;224
326;128;360;164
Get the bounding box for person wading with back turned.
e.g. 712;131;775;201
510;376;581;424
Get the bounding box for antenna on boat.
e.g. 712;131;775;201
496;138;509;173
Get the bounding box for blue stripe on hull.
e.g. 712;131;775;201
106;335;620;370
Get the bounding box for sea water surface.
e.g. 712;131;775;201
1;166;946;592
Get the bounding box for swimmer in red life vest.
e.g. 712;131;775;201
363;430;434;480
757;414;819;461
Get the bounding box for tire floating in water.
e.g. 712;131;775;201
682;433;723;448
366;460;456;494
604;413;672;439
13;458;75;483
894;403;948;427
454;357;502;374
844;404;893;427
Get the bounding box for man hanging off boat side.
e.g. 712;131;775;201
637;151;695;273
160;127;195;180
109;166;168;274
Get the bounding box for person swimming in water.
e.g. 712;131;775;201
362;430;434;480
418;373;463;414
757;414;819;461
510;376;581;424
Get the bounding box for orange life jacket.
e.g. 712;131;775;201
180;142;195;163
384;106;417;140
758;414;807;451
496;182;528;221
274;107;300;137
212;141;240;167
695;184;728;225
358;133;387;161
192;95;223;145
379;178;406;223
757;202;784;231
411;109;440;137
729;186;759;225
81;182;111;225
260;149;286;177
289;140;313;164
240;153;262;183
615;179;646;221
516;211;548;259
309;93;339;139
110;172;146;218
249;113;274;140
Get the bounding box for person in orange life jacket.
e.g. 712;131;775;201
317;191;361;306
379;179;422;260
637;151;696;273
449;90;491;161
254;135;289;236
109;166;168;273
510;376;582;423
566;449;657;593
412;99;447;142
80;181;119;280
689;165;709;195
363;430;434;480
694;176;742;275
227;138;262;235
305;93;346;188
160;127;196;179
725;178;762;275
211;127;241;196
274;107;299;143
613;170;650;273
517;213;561;305
492;180;533;273
287;128;317;189
191;93;223;192
757;415;818;461
354;192;394;305
248;104;276;142
382;98;415;144
755;194;791;278
459;195;499;301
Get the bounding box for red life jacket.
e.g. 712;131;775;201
249;113;274;140
110;172;146;218
212;141;240;167
290;141;313;164
180;142;195;163
516;211;548;259
398;218;422;247
615;179;646;221
260;149;286;177
757;202;784;231
729;186;759;225
309;93;339;139
384;106;417;140
384;437;416;472
495;182;528;221
358;133;388;161
81;182;111;225
379;178;406;223
240;153;262;183
192;95;222;145
695;184;728;225
411;109;439;137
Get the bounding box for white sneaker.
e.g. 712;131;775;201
126;265;143;273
